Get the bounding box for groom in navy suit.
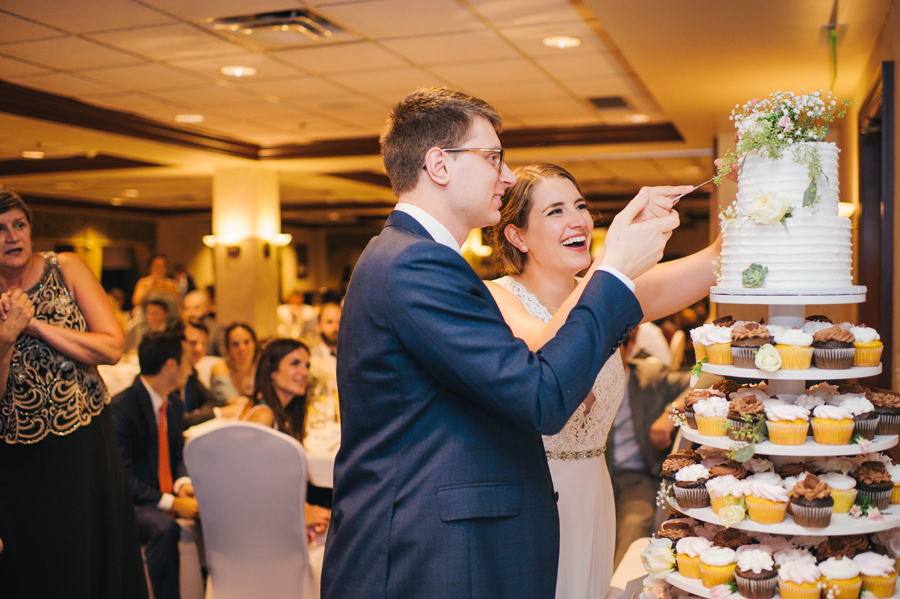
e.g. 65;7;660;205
322;87;684;599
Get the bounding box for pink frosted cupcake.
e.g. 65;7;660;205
766;404;810;445
853;552;897;598
675;536;713;579
706;474;745;514
744;476;789;524
705;317;735;365
778;558;822;599
819;556;862;599
699;546;737;588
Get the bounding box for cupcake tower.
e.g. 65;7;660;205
656;290;899;599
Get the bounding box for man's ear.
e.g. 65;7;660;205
422;147;451;186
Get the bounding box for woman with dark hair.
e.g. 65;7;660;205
485;165;720;599
210;322;259;402
240;338;331;533
0;186;148;598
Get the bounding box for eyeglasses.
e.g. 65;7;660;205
425;147;506;172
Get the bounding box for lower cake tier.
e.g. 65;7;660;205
718;214;852;291
665;571;900;599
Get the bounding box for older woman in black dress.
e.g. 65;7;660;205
0;187;147;598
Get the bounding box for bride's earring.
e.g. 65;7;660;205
520;245;527;252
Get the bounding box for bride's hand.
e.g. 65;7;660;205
633;186;693;222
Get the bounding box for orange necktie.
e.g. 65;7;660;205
158;400;173;494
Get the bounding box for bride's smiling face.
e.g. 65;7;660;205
514;177;594;275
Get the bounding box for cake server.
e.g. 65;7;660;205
672;176;716;204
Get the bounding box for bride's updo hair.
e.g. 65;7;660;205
487;163;589;276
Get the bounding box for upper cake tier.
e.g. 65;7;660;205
716;142;854;293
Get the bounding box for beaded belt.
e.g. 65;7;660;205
545;447;606;461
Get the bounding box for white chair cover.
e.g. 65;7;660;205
184;421;319;599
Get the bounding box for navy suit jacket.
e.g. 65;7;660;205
322;211;642;599
110;376;189;507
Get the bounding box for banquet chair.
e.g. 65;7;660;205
668;329;686;371
184;421;322;599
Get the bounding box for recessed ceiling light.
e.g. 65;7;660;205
111;198;124;206
629;114;650;123
327;212;341;221
175;114;205;124
21;150;44;159
220;65;257;78
542;35;582;49
122;189;139;198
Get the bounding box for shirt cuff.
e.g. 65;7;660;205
157;493;174;511
598;265;635;293
173;477;191;496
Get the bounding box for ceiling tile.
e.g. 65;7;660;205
534;50;619;80
274;41;408;74
499;20;609;58
560;73;635;99
80;92;190;115
318;0;486;39
0;11;64;44
0;0;175;33
150;82;261;106
0;36;140;70
5;72;124;97
429;57;547;88
464;0;583;27
231;76;351;101
138;0;297;22
380;30;521;66
88;23;246;61
329;66;447;94
303;94;391;125
170;53;307;80
78;63;209;91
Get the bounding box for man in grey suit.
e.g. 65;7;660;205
322;86;686;599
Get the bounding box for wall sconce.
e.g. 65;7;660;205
838;202;857;218
203;233;292;260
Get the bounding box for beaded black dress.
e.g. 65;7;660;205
0;253;148;599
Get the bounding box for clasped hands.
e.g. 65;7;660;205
0;289;34;341
172;482;200;519
597;185;691;281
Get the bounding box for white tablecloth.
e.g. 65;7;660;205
98;355;140;396
303;423;340;488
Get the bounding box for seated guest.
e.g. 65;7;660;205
182;289;223;356
308;301;340;398
276;289;317;340
181;319;241;429
124;298;171;354
132;253;181;315
241;338;331;533
111;330;200;599
210;322;258;402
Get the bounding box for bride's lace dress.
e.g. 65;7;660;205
495;276;625;599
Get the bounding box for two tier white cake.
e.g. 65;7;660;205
716;142;854;293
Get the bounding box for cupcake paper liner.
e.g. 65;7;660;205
814;347;855;370
810;417;855;445
735;573;778;599
861;573;897;599
822;575;862;599
674;485;710;509
696;415;727;437
709;493;742;514
766;420;809;445
693;341;707;362
705;343;733;365
853;344;883;367
684;411;697;430
699;562;736;588
779;580;823;599
830;488;858;513
790;503;833;528
776;345;814;370
731;346;760;369
853;416;880;440
892;483;900;505
857;486;892;510
727;416;760;441
745;495;787;524
876;414;900;436
676;553;701;579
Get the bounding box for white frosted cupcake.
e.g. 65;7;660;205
705;323;734;365
699;546;737;588
774;328;814;369
850;325;883;367
819;556;862;599
819;471;858;513
705;474;745;514
811;404;855;445
766;404;810;445
853;552;897;598
887;462;900;504
674;463;710;508
691;324;716;362
734;548;778;599
802;319;834;336
841;395;879;440
675;536;712;579
694;395;729;436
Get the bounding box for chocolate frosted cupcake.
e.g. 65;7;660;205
662;451;701;482
656;518;696;543
734;548;778;599
731;322;773;368
674;464;711;508
712;527;753;550
869;389;900;435
778;462;816;478
841;395;879;440
711;378;743;398
817;536;870;561
854;461;894;509
710;459;748;481
727;395;766;441
812;325;856;369
789;473;835;528
838;382;871;397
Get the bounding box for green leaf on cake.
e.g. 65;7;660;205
742;263;768;288
803;178;818;207
727;442;756;463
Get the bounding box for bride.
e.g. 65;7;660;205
485;164;720;599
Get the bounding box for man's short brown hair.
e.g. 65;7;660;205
380;86;503;196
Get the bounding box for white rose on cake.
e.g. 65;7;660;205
748;192;792;226
641;537;676;579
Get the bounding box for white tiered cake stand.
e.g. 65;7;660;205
663;287;895;599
